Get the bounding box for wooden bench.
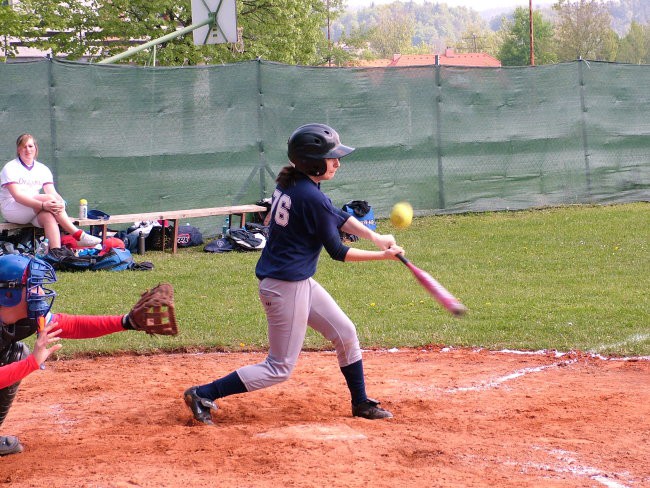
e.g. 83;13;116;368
0;222;40;245
74;204;267;253
0;222;38;232
1;204;267;254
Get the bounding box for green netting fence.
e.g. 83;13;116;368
0;58;648;237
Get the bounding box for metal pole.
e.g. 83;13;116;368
529;0;535;65
97;16;214;64
327;0;331;66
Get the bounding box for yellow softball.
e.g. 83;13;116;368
390;202;413;229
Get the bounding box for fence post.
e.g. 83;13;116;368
435;64;445;209
46;57;59;180
256;58;269;200
233;59;275;206
577;58;593;200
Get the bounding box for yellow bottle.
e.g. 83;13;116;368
79;199;88;219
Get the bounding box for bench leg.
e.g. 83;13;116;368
233;212;247;229
171;219;178;254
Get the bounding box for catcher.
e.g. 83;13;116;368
0;254;177;456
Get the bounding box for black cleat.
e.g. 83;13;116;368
184;386;217;425
352;398;393;419
0;436;23;456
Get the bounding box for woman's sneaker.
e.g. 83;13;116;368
352;398;393;419
77;231;102;247
0;436;23;456
184;386;218;425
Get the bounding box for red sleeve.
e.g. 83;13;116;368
52;313;125;339
0;355;39;389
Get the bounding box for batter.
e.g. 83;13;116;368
184;123;404;423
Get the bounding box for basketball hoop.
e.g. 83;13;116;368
191;0;238;45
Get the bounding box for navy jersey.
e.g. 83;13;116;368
255;175;350;281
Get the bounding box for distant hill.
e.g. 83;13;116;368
333;3;487;50
336;0;648;47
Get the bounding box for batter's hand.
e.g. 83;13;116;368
33;321;63;367
384;244;404;260
372;232;396;251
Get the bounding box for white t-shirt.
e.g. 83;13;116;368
0;157;54;208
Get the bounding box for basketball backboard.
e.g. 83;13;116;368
191;0;238;45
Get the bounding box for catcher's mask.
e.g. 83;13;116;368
287;123;355;176
0;254;57;318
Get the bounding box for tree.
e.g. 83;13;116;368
616;21;650;63
5;0;337;66
0;0;47;58
553;0;618;61
457;23;502;59
497;7;557;66
366;5;415;58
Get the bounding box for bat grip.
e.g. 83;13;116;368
397;253;409;265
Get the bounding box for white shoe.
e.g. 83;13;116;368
77;232;102;247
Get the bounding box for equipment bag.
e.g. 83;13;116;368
228;228;266;251
43;248;138;272
146;224;174;251
176;225;203;248
341;200;376;242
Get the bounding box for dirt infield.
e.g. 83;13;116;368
1;348;648;488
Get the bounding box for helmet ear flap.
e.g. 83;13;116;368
0;254;57;316
0;254;31;308
292;157;326;176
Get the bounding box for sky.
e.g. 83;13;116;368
345;0;555;11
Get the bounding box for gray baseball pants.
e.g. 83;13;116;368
236;277;362;392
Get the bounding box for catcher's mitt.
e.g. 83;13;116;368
127;282;178;336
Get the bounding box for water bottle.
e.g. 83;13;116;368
79;199;88;219
35;238;49;258
222;216;230;237
138;231;145;255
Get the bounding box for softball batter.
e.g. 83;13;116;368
184;123;403;423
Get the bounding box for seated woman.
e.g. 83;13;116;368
0;134;100;255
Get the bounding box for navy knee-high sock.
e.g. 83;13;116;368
340;359;367;406
197;371;247;401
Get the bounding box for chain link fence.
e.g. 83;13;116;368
1;58;648;236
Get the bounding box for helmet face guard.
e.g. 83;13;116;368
0;255;57;318
287;123;355;176
26;258;57;319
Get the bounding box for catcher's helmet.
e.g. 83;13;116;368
0;254;56;318
287;123;355;176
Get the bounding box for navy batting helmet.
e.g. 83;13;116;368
0;254;57;318
287;123;355;176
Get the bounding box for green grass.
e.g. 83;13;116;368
35;203;649;358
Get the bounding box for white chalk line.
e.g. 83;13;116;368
463;447;637;487
382;357;578;395
383;346;650;361
444;358;578;393
532;447;636;488
591;332;650;356
384;344;647;395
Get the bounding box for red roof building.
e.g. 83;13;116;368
352;48;501;68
